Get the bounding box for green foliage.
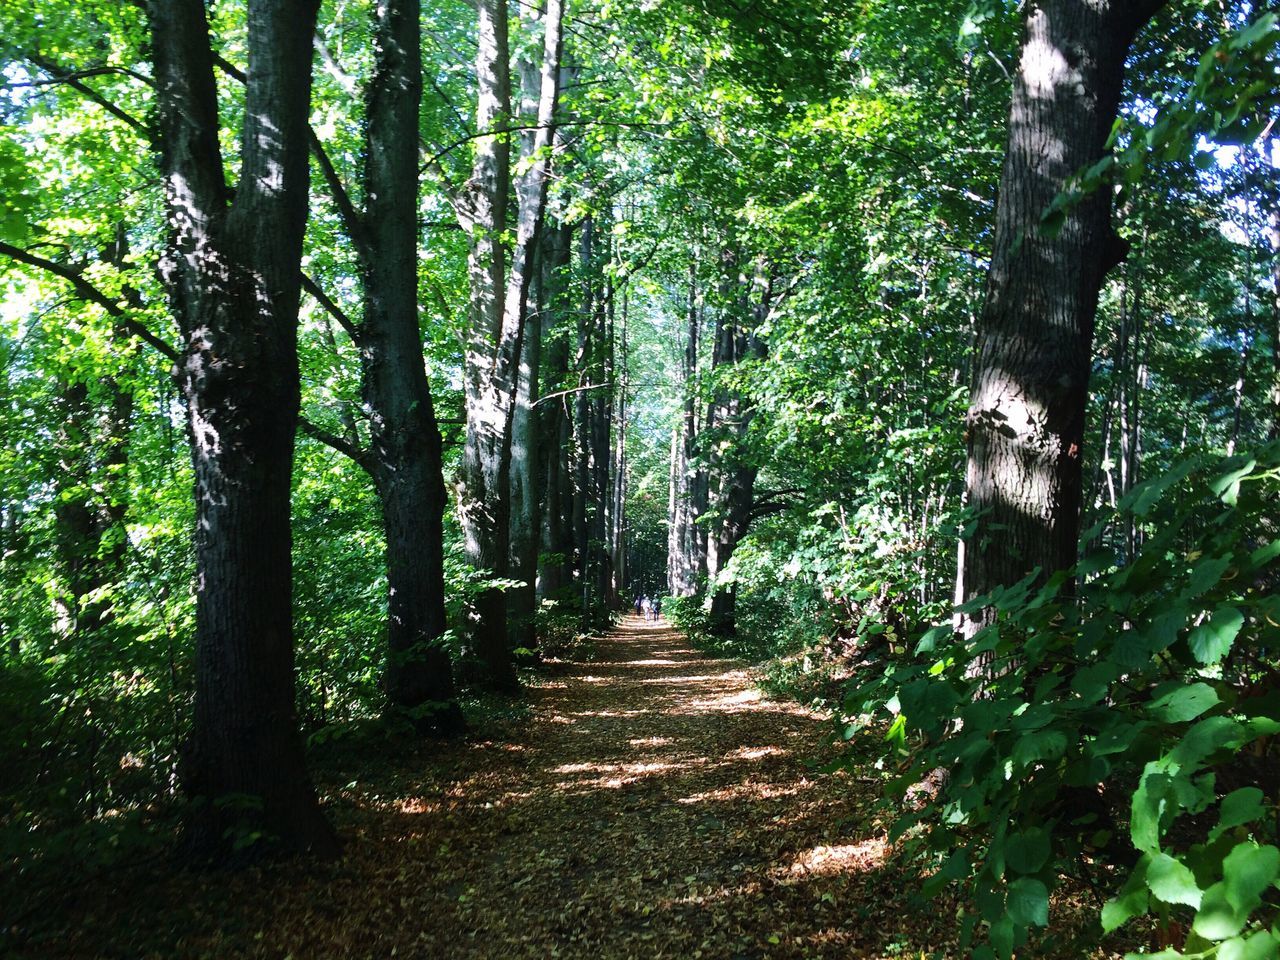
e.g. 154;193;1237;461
842;445;1280;958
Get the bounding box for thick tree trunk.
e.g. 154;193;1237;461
538;225;575;600
706;263;770;636
149;0;335;858
360;0;460;731
456;0;514;687
959;0;1164;633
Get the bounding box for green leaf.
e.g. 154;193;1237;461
1012;729;1067;770
1103;856;1151;933
1222;842;1280;914
1193;881;1248;941
1186;556;1231;598
1039;208;1066;238
1148;682;1220;723
1218;930;1280;960
1209;788;1266;842
1006;877;1049;928
1146;852;1202;908
1170;716;1246;767
1210;459;1256;506
1006;827;1051;875
1188;607;1244;665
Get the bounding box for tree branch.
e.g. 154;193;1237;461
297;417;373;473
300;272;361;342
27;56;152;137
213;53;368;257
0;240;179;363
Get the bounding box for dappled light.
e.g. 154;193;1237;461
29;617;962;958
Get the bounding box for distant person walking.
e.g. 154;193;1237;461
640;596;652;621
653;598;662;620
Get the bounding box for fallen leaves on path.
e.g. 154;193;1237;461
11;618;1117;959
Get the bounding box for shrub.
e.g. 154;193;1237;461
842;442;1280;959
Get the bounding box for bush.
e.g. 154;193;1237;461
842;442;1280;959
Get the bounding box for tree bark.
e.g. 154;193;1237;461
149;0;335;859
958;0;1165;633
537;224;575;600
456;0;562;686
358;0;460;731
509;0;565;651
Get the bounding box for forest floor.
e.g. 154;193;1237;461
14;617;1117;959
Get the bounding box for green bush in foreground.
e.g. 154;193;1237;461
843;442;1280;959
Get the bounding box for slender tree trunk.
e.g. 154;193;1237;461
573;219;595;615
149;0;335;858
611;286;629;598
457;0;562;685
958;0;1165;635
591;275;614;613
668;260;705;596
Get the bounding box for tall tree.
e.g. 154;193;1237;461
148;0;335;857
958;0;1167;629
356;0;460;730
456;0;564;685
508;0;567;653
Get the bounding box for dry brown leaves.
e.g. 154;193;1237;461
10;618;1121;959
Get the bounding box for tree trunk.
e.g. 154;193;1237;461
456;0;562;685
958;0;1165;633
706;261;770;636
573;221;595;616
668;260;704;597
509;251;544;653
508;1;565;650
538;225;575;600
149;0;335;859
360;0;460;731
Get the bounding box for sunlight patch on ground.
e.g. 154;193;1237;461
394;797;441;815
780;839;889;878
672;687;768;715
676;779;813;804
639;674;734;685
629;736;674;747
725;745;787;760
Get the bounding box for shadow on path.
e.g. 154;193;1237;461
26;617;960;959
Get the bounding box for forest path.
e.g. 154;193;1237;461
357;615;919;959
39;617;951;959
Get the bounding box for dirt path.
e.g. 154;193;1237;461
32;618;956;959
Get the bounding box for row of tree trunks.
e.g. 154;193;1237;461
662;246;779;636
